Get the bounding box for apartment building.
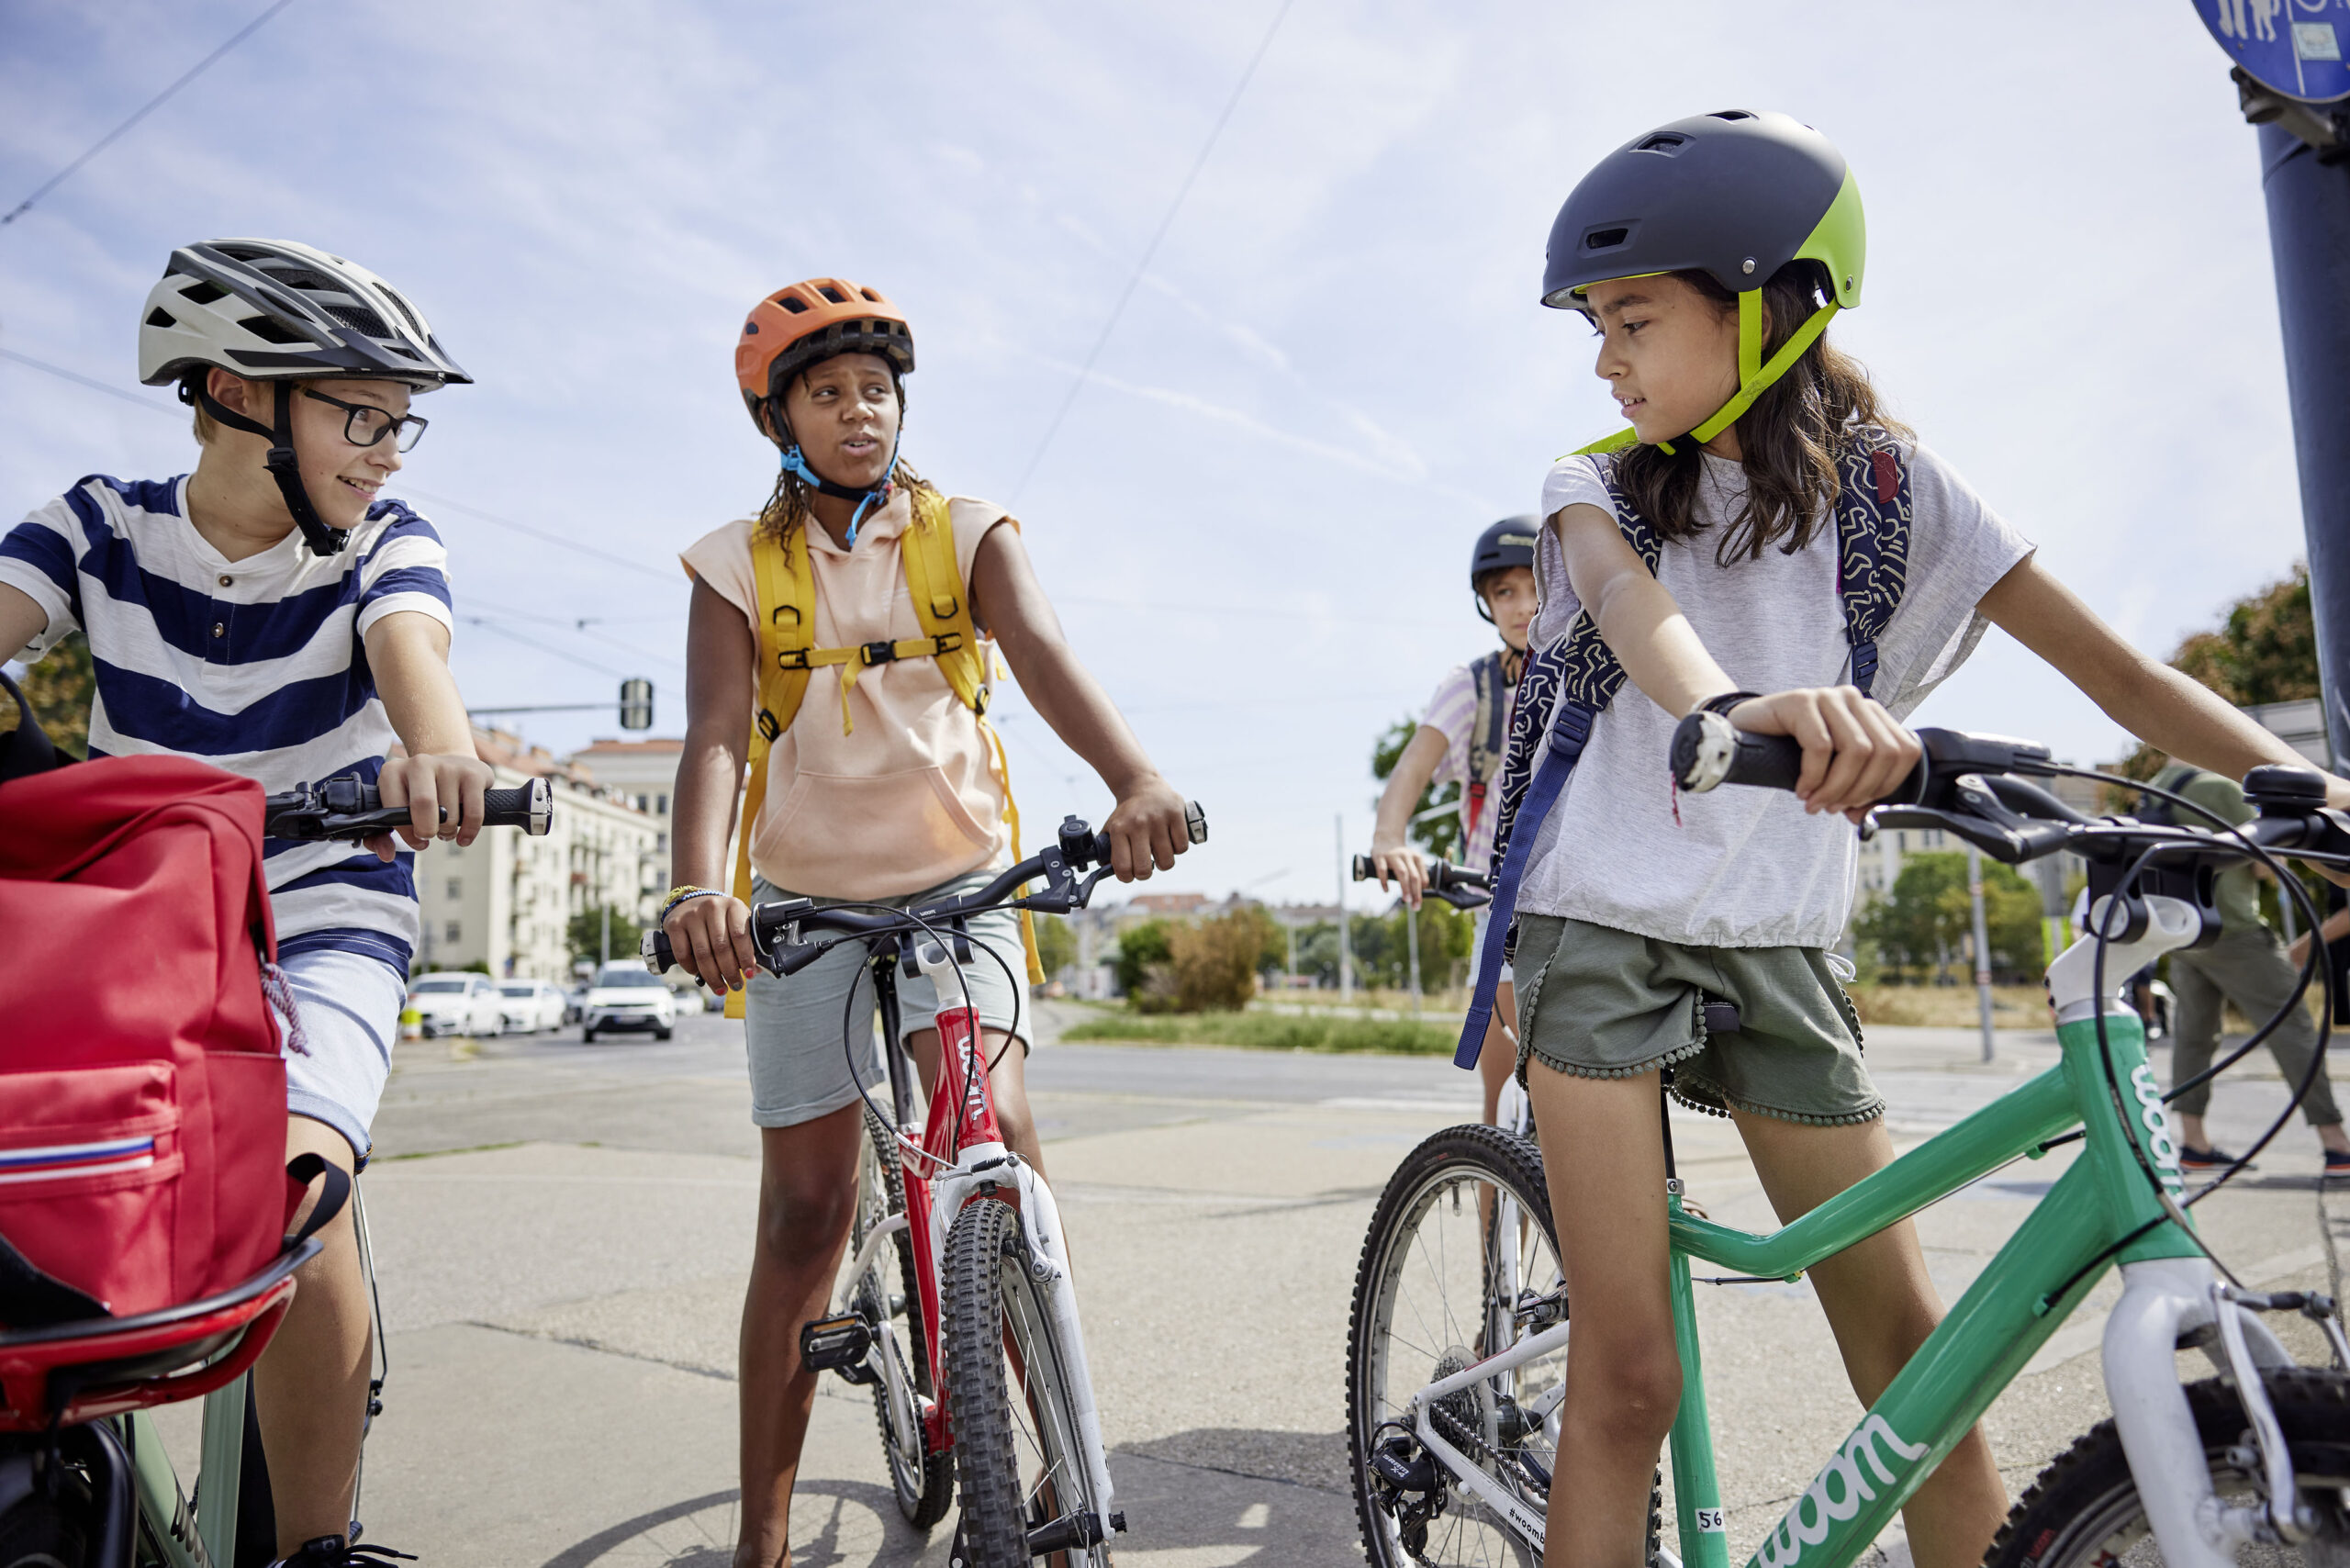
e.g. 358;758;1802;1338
413;728;662;979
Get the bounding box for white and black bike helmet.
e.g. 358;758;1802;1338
138;240;471;556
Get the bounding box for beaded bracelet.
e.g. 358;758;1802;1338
659;886;724;921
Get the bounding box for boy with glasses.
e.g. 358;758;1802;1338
0;239;486;1568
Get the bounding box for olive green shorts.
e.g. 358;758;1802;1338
1513;913;1884;1126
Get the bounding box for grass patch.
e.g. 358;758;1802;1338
1058;1009;1456;1055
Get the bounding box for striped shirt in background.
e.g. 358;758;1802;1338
1421;657;1516;877
0;475;455;977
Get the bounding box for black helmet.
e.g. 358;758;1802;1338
1541;110;1865;454
1471;517;1537;623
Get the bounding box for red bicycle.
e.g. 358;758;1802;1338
648;803;1205;1568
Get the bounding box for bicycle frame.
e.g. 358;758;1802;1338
1408;892;2304;1568
836;937;1118;1524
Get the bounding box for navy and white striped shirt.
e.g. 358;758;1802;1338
0;475;455;976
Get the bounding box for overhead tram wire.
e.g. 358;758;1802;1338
2;0;303;230
1006;0;1297;506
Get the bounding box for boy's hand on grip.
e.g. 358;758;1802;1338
369;752;497;860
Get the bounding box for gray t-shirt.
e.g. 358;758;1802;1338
1517;441;2033;949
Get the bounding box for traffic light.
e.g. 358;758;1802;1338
620;678;654;731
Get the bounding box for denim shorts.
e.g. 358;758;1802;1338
1514;913;1883;1126
743;868;1027;1129
279;945;409;1164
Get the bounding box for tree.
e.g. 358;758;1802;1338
1857;852;2044;984
1112;919;1173;999
1167;910;1270;1011
2;632;94;757
567;903;643;969
1371;715;1462;862
1348;899;1475;991
1032;913;1078;984
2109;566;2319;796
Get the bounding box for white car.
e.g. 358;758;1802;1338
408;973;504;1038
496;980;568;1034
581;964;677;1042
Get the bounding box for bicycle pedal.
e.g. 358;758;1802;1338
799;1313;876;1383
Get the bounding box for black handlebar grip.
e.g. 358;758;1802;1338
1351;853;1374;881
1672;711;1804;794
1185;801;1209;845
482;777;554;835
643;929;676;973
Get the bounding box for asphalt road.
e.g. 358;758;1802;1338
152;1004;2350;1567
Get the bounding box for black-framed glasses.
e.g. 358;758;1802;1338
303;388;429;453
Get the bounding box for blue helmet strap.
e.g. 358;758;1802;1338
777;436;901;546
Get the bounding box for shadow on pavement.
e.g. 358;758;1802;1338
537;1480;936;1568
1116;1426;1350;1494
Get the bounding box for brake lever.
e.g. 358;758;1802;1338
1425;884;1492;912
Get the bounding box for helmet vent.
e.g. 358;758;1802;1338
817;285;845;304
146;308;175;329
860;287;879;301
215;243;271;262
1583;226;1631;252
1708;109;1755;120
240;314;304;345
324;302;395;338
271;265;341;294
179;280;228;306
778;296;810;314
1635;133;1687;154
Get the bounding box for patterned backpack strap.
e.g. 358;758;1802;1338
1460;459;1663;1069
1832;425;1911;699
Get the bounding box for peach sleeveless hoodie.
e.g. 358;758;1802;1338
681;488;1013;901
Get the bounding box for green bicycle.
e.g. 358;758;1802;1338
1348;720;2350;1566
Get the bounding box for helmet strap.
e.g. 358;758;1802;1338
778;442;897;546
1658;291;1840;456
193;377;351;556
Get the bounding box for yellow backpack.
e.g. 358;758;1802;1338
727;488;1043;1018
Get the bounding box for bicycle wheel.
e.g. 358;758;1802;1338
1348;1123;1658;1568
1986;1367;2350;1564
941;1195;1111;1568
852;1104;953;1529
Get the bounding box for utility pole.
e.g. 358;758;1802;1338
1336;813;1353;1003
1285;919;1297;990
1967;844;1995;1064
1405;900;1422;1020
600;902;610;969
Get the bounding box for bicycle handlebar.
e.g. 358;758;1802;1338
1667;711;2350;870
261;775;554;843
643;801;1209;981
1349;851;1492;910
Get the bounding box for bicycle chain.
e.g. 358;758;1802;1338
1427;1393;1550;1502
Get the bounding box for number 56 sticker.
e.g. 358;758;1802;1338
1695;1506;1725;1531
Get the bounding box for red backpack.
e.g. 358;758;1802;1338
0;676;295;1326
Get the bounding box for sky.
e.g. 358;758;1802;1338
0;0;2311;910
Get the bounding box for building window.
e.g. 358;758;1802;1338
445;920;462;942
656;832;668;853
447;878;462;900
656;793;668;814
635;794;648;812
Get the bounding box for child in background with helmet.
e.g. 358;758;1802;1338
0;241;485;1568
1368;517;1537;1124
660;278;1192;1568
1483;114;2350;1565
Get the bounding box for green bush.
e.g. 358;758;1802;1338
1059;1009;1455;1054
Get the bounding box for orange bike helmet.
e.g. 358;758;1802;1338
733;277;915;438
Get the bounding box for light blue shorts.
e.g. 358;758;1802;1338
744;868;1027;1129
279;945;408;1165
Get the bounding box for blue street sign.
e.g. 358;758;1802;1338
2195;0;2350;102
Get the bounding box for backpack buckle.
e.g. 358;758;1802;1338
756;709;781;742
777;648;812;671
860;639;899;666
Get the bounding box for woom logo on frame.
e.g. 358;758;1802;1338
1754;1414;1929;1567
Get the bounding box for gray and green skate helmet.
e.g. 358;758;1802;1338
1541;110;1864;454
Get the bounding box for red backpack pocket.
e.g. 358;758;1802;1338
0;1063;183;1321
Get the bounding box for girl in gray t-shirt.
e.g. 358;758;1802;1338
1511;113;2350;1566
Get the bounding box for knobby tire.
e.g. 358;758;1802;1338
941;1194;1107;1568
1986;1366;2350;1564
